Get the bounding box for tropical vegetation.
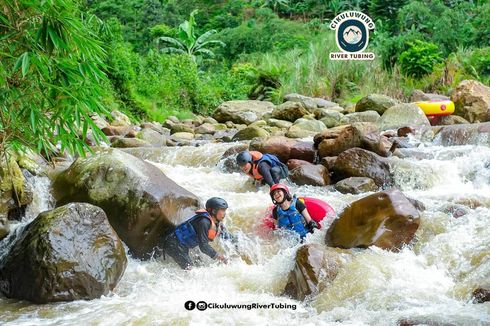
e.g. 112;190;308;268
1;0;489;158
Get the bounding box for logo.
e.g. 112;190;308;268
197;301;208;311
329;11;375;60
184;300;196;310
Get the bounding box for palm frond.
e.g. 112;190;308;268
159;47;187;55
157;36;185;50
195;48;215;58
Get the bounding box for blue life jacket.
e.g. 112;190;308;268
174;211;217;248
275;197;308;238
255;153;282;168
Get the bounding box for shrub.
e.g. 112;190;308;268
472;2;490;46
399;40;443;77
216;13;313;61
369;0;409;34
396;0;476;56
461;47;490;79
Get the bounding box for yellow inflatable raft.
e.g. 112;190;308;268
415;100;455;116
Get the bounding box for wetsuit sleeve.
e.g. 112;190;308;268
192;218;218;259
296;200;307;213
258;161;275;187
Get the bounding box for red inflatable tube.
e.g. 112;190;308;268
262;197;335;230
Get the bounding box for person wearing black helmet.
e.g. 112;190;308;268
160;197;232;269
236;150;288;187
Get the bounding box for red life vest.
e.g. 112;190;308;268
248;151;264;180
195;209;219;240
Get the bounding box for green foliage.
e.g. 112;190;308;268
369;0;408;34
260;0;290;13
248;34;405;104
157;10;225;65
0;0;109;158
399;40;443;78
372;25;424;70
86;0;166;52
217;11;313;61
397;0;476;56
83;0;490;125
150;24;175;39
118;52;251;120
461;47;490;80
472;2;490;46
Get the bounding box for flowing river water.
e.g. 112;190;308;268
0;141;489;325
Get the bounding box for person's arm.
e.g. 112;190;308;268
296;200;313;223
192;218;219;259
257;161;275;187
297;200;319;231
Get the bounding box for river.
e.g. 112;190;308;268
0;141;489;325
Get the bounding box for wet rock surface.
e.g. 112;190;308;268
0;203;127;303
53;149;200;258
283;244;344;301
325;189;420;250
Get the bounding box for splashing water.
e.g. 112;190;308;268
0;142;489;325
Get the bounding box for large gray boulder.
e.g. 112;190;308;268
111;138;151;148
318;110;345;128
0;203;127;303
250;137;315;163
314;123;379;158
355;94;400;115
344;111;381;124
410;90;449;102
379;103;431;131
53;149;200;258
110;110;132;127
433;122;490;146
451;80;490;123
289;164;330;186
332;148;393;187
137;128;166;147
272;101;310;122
284;93;318;111
232;126;270;141
335;177;378;194
286;118;327;138
213;100;275;125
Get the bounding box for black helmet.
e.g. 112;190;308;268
236;151;252;166
206;197;228;211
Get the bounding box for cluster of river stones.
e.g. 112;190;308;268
0;80;489;314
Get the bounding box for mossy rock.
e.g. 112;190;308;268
232;126;270;141
0;203;127;303
53;149;200;258
355;94;400;115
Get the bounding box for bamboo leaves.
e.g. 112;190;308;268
0;0;109;159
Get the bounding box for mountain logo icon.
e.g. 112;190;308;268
343;26;362;44
329;11;376;56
